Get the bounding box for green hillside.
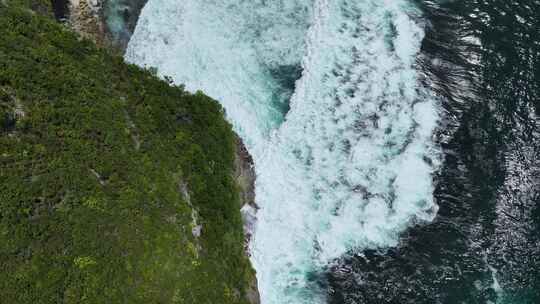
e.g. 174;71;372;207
0;3;254;303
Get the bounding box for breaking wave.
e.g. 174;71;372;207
126;0;440;303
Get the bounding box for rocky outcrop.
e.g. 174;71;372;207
67;0;107;46
54;0;146;51
234;134;258;238
233;135;260;304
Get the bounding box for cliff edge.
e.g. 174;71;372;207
1;2;259;303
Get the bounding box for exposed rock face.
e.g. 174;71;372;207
234;134;258;228
233;135;260;304
61;0;147;52
67;0;107;46
232;134;258;253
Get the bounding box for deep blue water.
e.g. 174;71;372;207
327;1;540;303
119;0;539;302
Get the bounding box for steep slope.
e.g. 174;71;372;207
0;3;256;303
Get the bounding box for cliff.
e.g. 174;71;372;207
63;1;261;301
61;0;146;51
0;2;258;303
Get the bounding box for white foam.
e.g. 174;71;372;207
125;0;313;154
126;0;440;303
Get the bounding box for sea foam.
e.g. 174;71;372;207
126;0;440;303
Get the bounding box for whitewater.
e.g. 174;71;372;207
126;0;441;303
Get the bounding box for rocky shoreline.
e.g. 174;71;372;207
67;0;107;45
53;0;144;52
233;135;260;304
55;1;260;302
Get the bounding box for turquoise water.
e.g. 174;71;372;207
328;1;540;303
103;0;147;48
124;0;539;303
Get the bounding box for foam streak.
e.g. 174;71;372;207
126;1;440;303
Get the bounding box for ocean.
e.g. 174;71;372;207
124;0;539;303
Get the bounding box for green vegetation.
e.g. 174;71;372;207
0;3;254;303
5;0;52;16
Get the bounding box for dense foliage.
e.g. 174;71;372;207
0;3;253;303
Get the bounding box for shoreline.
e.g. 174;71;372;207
58;2;261;302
